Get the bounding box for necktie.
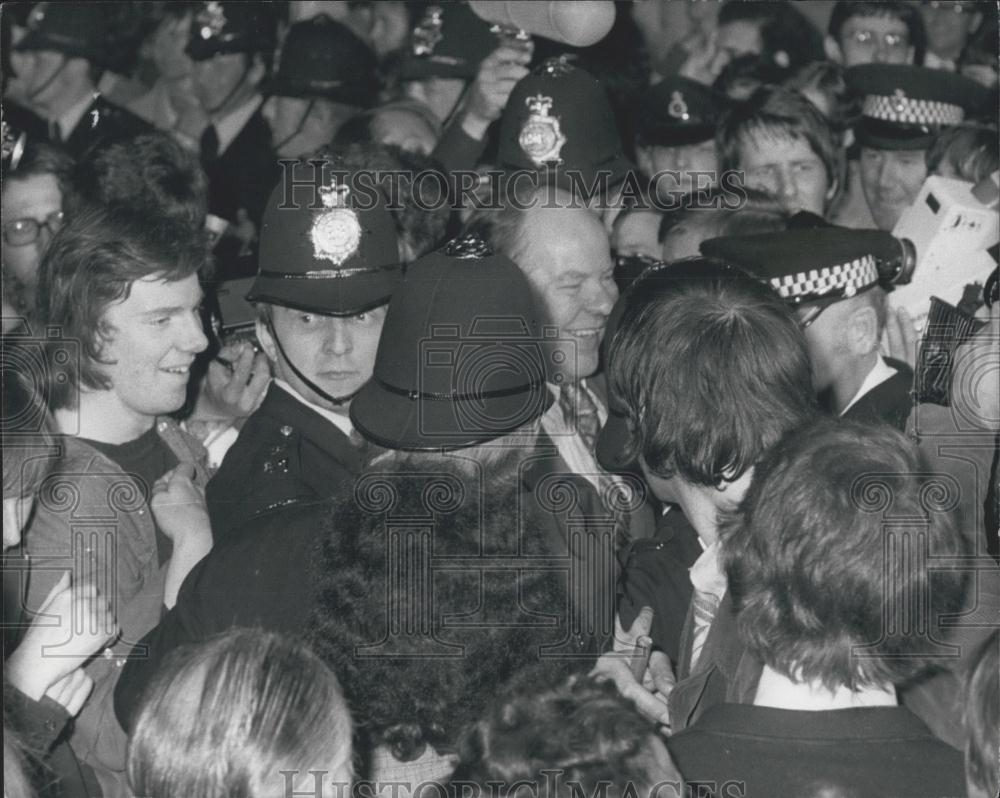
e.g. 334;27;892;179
559;381;601;453
200;124;220;166
49;120;62;143
688;587;721;673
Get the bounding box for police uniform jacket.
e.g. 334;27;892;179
60;95;152;159
203;106;277;230
206;382;364;543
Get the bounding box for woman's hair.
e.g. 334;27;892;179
2;369;58;500
127;628;353;798
964;631;999;797
723;419;971;692
34;205;208;410
451;670;681;797
308;455;579;764
926;123;999;184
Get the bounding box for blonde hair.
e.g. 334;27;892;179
127;629;353;798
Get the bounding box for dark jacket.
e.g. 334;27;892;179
202;105;277;229
5;684;102;798
668;703;967;798
61;95;152;159
843;357;914;431
114;498;330;733
617;507;702;663
206;383;364;542
522;431;656;653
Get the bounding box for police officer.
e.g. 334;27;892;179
187;1;278;238
633;75;729;202
14;2;151;159
702;223;914;429
846;63;987;231
497;57;636;212
261;14;379;160
205;160;402;542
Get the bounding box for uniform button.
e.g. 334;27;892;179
45;719;58;732
280;425;293;437
157;421;168;432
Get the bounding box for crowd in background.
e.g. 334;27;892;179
1;2;998;798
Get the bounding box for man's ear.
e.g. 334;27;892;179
255;317;278;363
847;302;880;356
824;35;844;64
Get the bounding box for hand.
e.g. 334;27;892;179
7;573;116;701
590;607;674;729
678;29;720;86
44;669;94;717
462;41;533;138
884;306;920;371
950;302;999;432
193;340;270;423
151;463;213;547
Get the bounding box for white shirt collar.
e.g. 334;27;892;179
840;355;898;416
212;94;262;155
273;379;354;438
688;541;727;599
57;91;99;140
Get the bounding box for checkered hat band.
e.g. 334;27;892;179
863;93;963;126
770;255;878;300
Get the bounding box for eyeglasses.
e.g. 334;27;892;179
2;211;65;247
928;1;974;14
796;304;827;330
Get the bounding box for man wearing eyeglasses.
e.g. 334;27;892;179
825;1;925;67
702;224;914;430
1;142;73;333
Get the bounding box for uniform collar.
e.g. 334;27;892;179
56;90;98;140
212;93;262;155
841;355;898;416
274;378;353;438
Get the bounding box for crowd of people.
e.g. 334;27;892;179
1;1;998;797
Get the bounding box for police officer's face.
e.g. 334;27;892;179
740;132;834;216
644;141;719;200
258;305;387;413
18;49;66;101
192;52;257;115
612;210;661;261
838;16;914;65
859;146;927;231
98;274;209;427
518;204;618;384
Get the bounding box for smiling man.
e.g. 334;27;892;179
847;63;986;231
26;206;212;795
205;160;401;542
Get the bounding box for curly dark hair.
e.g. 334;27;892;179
450;670;681;798
307;454;586;764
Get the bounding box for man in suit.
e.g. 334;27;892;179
206;159;401;542
187;1;278;276
469;186;656;649
702;225;915;429
13;2;151;159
